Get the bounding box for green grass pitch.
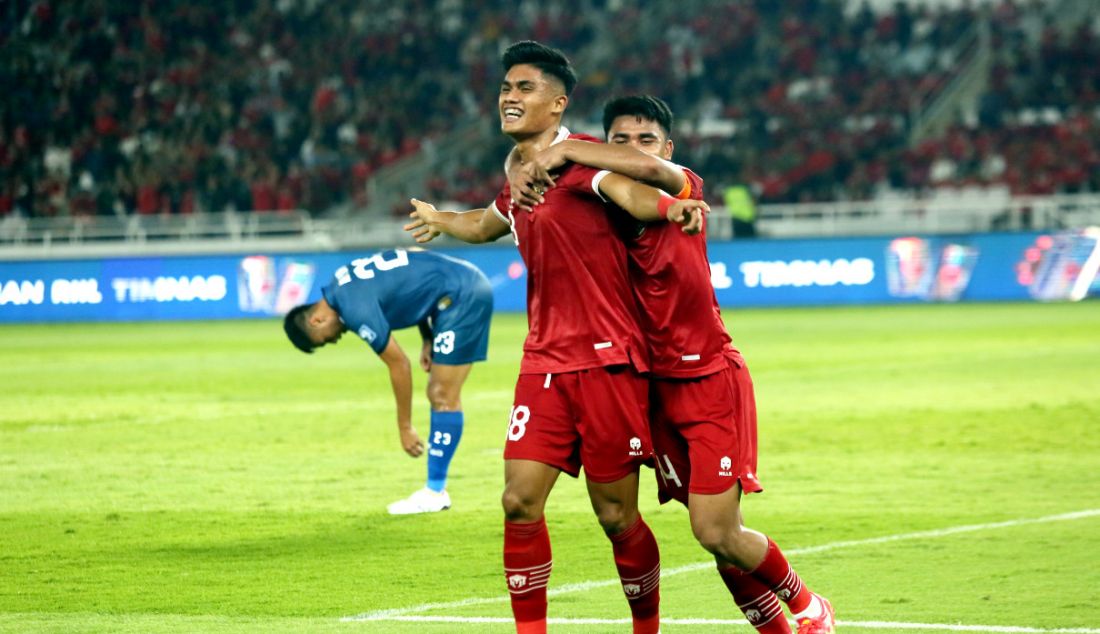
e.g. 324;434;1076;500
1;301;1098;633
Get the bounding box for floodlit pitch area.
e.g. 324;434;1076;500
1;302;1098;633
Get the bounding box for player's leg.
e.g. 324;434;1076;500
390;283;488;515
692;483;835;634
386;362;473;514
680;362;834;633
502;373;582;634
502;458;561;634
702;504;834;634
423;362;471;490
587;472;661;634
579;366;659;634
689;486;790;633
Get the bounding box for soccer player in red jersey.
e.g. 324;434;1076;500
511;95;836;634
404;43;705;634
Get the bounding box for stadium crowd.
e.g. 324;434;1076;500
0;0;606;218
1;0;1097;219
444;0;1100;208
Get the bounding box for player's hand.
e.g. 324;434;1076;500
667;199;709;235
405;199;442;243
419;341;433;372
399;426;424;457
510;147;561;210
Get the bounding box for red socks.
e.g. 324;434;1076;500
504;515;662;634
504;518;552;634
609;516;661;634
750;539;811;613
719;565;791;633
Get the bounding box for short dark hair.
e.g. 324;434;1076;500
283;304;315;354
602;95;674;139
501;40;578;96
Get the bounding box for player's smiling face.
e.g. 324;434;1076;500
499;64;567;137
607;116;674;160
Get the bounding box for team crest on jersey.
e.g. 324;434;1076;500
358;325;377;343
437;295;452;311
628;436;644;456
719;455;733;477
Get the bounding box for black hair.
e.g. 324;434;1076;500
283;304;315;354
602;95;674;139
501;40;578;96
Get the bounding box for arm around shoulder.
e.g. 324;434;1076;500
559;140;686;196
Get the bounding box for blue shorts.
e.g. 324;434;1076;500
429;274;493;365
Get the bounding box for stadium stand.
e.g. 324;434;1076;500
0;0;605;218
1;0;1098;248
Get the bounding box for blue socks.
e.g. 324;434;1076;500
426;410;463;492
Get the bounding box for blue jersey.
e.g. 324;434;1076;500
321;248;493;361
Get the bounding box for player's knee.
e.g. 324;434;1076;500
691;522;727;555
691;516;743;557
593;503;636;535
426;381;460;411
501;488;541;522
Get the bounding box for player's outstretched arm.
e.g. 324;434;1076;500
405;199;510;244
597;172;708;234
378;334;423;458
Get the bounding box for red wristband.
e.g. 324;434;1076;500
657;195;675;219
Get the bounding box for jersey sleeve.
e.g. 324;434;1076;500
566;163;612;201
344;298;392;355
679;167;705;201
490;184;511;224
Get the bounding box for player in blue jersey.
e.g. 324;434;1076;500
283;247;494;514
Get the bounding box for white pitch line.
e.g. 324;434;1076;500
346;615;1100;633
342;508;1100;622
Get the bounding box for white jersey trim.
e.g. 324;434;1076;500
591;170;612;202
489;199;509;224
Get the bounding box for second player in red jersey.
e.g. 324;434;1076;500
511;95;835;634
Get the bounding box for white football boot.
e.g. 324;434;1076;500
387;487;452;515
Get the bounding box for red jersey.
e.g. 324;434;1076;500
626;167;741;378
491;129;648;375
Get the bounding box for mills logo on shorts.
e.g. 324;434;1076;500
718;455;733;477
628;436;644;457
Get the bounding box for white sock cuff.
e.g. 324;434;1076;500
791;593;823;620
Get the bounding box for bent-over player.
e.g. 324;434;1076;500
283;247;493;515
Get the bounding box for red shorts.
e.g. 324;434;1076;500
504;365;651;482
650;356;763;506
